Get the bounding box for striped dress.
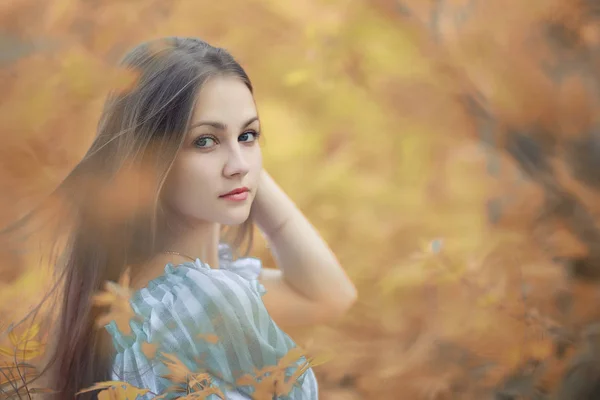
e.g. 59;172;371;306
104;244;319;399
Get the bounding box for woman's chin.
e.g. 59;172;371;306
218;209;252;226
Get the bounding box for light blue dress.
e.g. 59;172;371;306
104;244;319;399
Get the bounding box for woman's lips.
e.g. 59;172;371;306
221;191;249;201
220;187;249;201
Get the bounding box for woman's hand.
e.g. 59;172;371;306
250;169;357;329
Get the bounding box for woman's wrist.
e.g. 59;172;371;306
251;170;296;238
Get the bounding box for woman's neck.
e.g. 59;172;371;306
167;221;221;268
130;221;221;291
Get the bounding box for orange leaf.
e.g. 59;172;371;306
92;268;138;335
77;380;150;400
160;352;194;384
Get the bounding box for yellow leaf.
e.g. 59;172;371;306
236;374;258;386
15;340;42;352
0;362;38;385
0;345;14;358
8;329;18;347
277;347;306;368
5;324;40;359
251;373;279;400
20;324;40;342
236;347;312;399
160;352;193;384
281;360;312;394
77;381;150;400
98;387;119;400
306;350;333;368
92;292;117;307
187;384;225;399
92;269;138;335
0;332;44;360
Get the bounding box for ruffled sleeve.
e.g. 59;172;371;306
217;242;267;297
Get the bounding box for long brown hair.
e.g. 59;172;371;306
2;36;254;399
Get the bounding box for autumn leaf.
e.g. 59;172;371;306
92;267;139;335
0;360;38;387
154;358;225;400
235;347;314;398
276;346;306;368
185;374;226;399
0;324;43;361
159;352;195;384
77;381;150;400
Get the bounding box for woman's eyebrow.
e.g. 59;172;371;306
189;116;259;130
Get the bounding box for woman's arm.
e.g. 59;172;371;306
251;170;357;328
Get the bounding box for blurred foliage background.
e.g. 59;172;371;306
3;0;600;398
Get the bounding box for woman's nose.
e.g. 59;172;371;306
223;145;250;178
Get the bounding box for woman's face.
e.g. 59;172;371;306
163;75;262;226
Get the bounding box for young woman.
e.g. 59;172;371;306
4;37;356;399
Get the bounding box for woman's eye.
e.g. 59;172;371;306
194;136;217;148
239;131;259;143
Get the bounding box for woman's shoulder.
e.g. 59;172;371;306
134;242;264;298
139;258;264;308
105;243;268;350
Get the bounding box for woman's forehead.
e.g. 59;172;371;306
193;76;257;124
